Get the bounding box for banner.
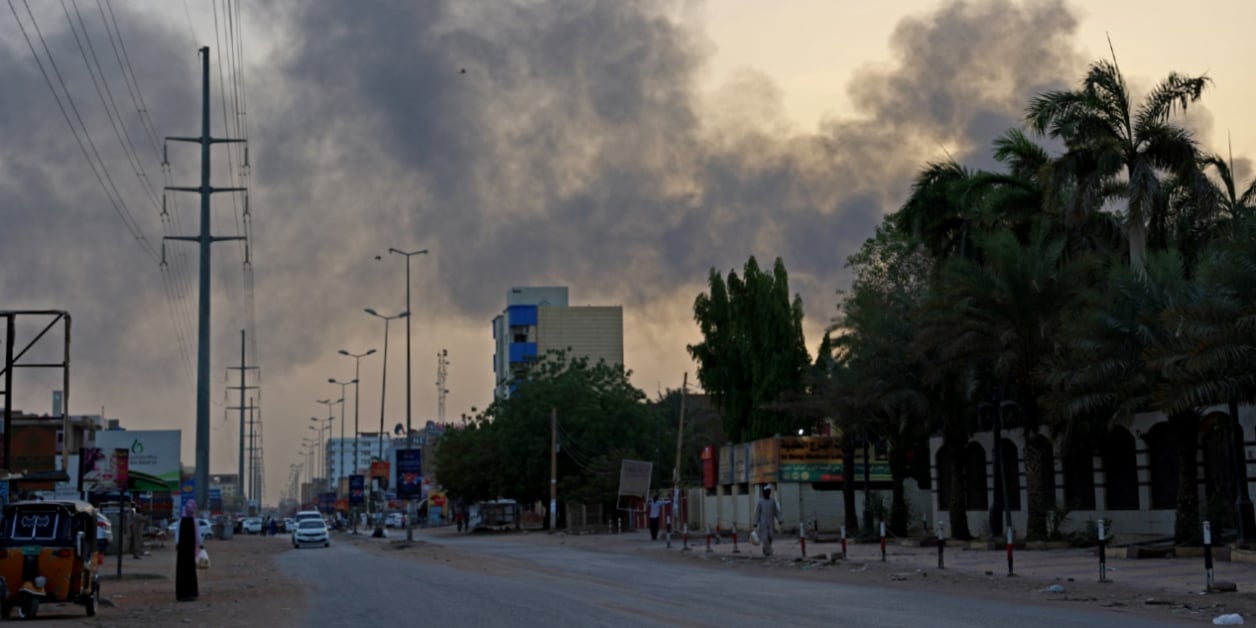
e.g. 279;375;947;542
349;475;365;506
396;449;422;499
370;461;390;491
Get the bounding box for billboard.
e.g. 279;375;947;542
395;449;422;499
94;430;181;491
349;475;365;506
616;460;652;500
81;447;130;492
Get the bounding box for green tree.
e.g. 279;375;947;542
433;350;657;526
689;256;810;441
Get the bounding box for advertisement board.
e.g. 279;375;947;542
349;475;365;505
94;430;181;491
395;449;422;499
370;461;390;491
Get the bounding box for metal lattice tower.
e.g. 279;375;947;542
436;349;449;424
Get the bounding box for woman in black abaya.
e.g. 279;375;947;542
175;500;199;601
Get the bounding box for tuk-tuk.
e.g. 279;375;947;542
0;500;101;619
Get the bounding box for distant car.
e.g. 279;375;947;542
283;518;296;533
242;517;263;534
292;518;330;548
385;513;403;528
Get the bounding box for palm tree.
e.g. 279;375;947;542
929;221;1086;540
1026;56;1209;270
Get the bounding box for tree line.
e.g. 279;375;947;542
438;56;1254;543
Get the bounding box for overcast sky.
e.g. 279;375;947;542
2;0;1252;503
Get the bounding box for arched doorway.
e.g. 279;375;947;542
996;439;1021;510
1144;422;1177;510
935;445;951;511
1201;412;1236;527
1102;427;1140;510
1063;437;1096;511
965;442;988;510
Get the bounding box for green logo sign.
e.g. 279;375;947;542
131;439;144;454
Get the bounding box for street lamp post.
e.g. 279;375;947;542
365;308;408;537
309;416;333;510
338;350;376;477
388;247;428;542
316;400;341;490
329;380;355;504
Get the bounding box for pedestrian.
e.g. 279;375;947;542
753;486;782;557
269;517;279;536
175;500;200;601
647;493;670;541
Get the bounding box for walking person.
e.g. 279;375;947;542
647;493;670;541
753;486;782;557
175;500;200;601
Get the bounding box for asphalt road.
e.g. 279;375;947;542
275;535;1192;627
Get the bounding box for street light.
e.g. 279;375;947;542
309;417;333;498
328;379;356;497
315;400;341;489
364;307;408;536
338;349;376;476
387;246;428;542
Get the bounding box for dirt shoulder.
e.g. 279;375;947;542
39;533;306;627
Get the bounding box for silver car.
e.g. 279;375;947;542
292;518;329;548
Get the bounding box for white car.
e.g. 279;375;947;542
167;518;214;541
385;513;404;528
242;517;263;534
292;518;330;548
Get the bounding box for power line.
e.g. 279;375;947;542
10;0;159;262
95;0;198;381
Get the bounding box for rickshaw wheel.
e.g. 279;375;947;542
85;577;100;617
16;593;38;619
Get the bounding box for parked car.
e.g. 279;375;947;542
166;518;214;541
242;517;263;534
384;513;404;528
292;518;330;548
283;518;296;533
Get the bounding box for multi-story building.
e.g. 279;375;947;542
491;286;624;398
325;432;392;488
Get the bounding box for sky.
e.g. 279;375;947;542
2;0;1253;505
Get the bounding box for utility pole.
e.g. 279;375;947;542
436;349;449;424
246;397;256;514
164;46;245;508
227;329;258;510
387;247;427;543
673;373;687;538
550;407;557;531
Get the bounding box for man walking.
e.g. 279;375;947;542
647;493;669;541
753;486;782;557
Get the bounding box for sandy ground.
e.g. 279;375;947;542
30;532;304;627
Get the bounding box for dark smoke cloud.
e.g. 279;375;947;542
0;0;1093;481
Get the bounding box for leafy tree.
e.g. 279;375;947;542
433;350;657;526
689;256;810;441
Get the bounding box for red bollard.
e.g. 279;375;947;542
706;529;712;553
1006;526;1015;577
879;520;887;562
840;524;848;560
732;524;741;554
800;523;807;557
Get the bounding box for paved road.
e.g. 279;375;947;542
276;535;1191;627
